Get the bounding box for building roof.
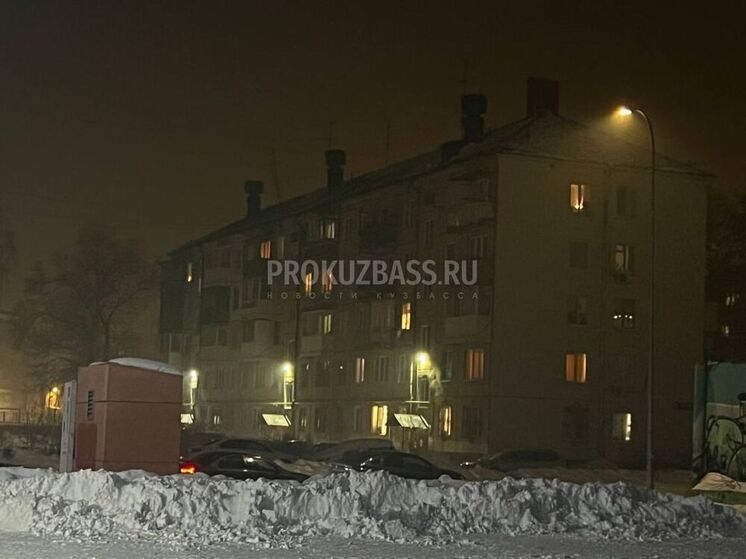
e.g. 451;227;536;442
169;111;709;256
458;111;709;175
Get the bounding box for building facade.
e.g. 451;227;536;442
161;79;709;467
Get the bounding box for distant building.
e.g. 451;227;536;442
160;79;709;467
704;192;746;363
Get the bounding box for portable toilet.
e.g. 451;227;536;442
74;358;182;474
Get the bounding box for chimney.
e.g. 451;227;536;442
526;77;559;116
244;180;263;218
461;94;487;142
325;149;346;190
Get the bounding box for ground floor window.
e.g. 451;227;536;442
611;412;632;441
461;405;482;440
439;405;452;438
371;404;388;436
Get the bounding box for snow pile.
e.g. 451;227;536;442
0;467;742;546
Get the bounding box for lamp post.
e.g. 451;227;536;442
617;105;656;490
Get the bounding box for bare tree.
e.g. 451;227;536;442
12;227;158;387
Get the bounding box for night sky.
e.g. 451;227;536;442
1;1;744;284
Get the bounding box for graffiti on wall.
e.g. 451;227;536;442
705;415;746;481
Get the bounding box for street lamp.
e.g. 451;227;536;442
281;361;295;410
617;105;656;490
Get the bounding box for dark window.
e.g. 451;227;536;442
461;406;482;439
568;295;588;325
569;242;588;269
86;390;94;421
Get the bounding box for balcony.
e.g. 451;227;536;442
243;258;268;278
303;238;339;259
359;223;398;253
444;314;491;342
300;334;323;355
446;201;494;234
241;319;277;356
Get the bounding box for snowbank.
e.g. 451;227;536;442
0;468;742;546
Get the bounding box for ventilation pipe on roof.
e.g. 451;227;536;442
526;77;559;116
325;149;346;190
461;94;487;142
244;180;263;219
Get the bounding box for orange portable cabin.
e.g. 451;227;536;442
74;358;182;474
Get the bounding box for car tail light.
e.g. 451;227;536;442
180;463;199;475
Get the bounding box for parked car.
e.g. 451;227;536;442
183;438;296;461
310;438;395;462
333;450;463;480
179;451;308;481
460;449;564;471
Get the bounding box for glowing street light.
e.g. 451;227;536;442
281;361;294;382
613;103;656;491
415;351;431;370
281;361;295;409
616;105;633;117
188;369;199;390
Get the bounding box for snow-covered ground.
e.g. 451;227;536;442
0;467;744;558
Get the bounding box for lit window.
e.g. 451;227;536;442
565;352;587;383
439;405;452;438
259;240;272;259
569;183;586;212
612;299;635;329
212;413;222;426
304;272;313;295
186;262;193;283
567;295;588;325
400;302;412;331
725;293;740;307
354;357;366;383
612;412;632;441
465;349;485;381
322;313;333;335
322;271;334;293
320;219;337;240
371;404;388;436
721;324;731;338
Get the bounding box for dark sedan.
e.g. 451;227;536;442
179;451;308;482
333;450;463;480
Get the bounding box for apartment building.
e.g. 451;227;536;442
160;79;709;466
